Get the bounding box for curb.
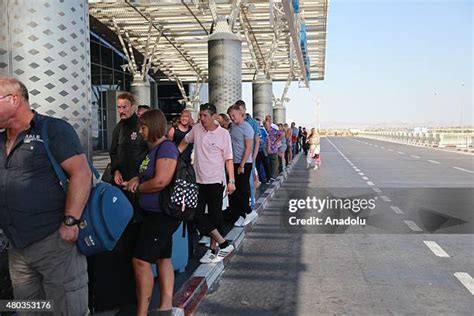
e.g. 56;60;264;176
172;153;302;315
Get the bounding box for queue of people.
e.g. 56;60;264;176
0;76;321;315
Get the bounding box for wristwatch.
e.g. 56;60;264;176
63;215;81;227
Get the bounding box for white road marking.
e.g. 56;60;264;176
410;155;420;159
453;167;474;173
380;195;391;202
355;169;361;172
397;151;405;155
362;176;369;180
390;206;404;214
358;172;365;176
367;181;375;186
380;146;385;149
373;187;382;193
404;220;423;232
454;273;474;295
388;149;394;152
428;160;440;164
423;241;450;258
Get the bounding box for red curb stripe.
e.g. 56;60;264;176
173;276;208;315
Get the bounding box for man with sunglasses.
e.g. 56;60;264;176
0;76;92;315
178;103;236;264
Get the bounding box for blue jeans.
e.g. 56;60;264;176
249;161;256;209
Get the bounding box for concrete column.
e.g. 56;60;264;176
130;74;151;106
273;102;286;125
252;74;272;120
187;83;200;120
208;17;242;114
0;0;92;156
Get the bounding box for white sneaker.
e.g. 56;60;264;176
212;244;235;263
242;210;258;226
313;165;318;170
199;249;216;264
198;236;210;246
234;216;245;227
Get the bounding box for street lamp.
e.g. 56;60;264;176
461;81;464;130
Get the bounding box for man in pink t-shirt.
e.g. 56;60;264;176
178;103;236;264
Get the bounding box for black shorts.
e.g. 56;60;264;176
133;211;181;263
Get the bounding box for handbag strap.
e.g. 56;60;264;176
41;118;100;194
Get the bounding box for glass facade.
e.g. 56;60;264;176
90;32;133;151
90;32;188;151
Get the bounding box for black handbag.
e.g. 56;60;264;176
101;163;113;183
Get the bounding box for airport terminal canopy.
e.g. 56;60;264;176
89;0;327;86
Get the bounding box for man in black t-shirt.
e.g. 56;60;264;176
0;76;92;315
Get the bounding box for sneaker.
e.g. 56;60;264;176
234;216;245;227
198;236;210;245
212;244;235;263
199;249;216;264
313;165;318;170
242;210;258;226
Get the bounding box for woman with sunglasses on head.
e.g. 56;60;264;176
122;109;180;316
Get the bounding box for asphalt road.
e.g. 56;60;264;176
197;137;474;315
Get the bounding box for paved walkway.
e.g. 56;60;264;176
197;137;473;315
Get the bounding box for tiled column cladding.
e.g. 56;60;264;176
252;74;272;120
131;74;151;106
273;101;286;124
208;19;242;114
0;0;92;156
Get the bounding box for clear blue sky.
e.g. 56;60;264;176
244;0;473;129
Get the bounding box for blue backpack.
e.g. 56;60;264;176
41;120;133;256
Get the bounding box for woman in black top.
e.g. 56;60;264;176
167;109;193;162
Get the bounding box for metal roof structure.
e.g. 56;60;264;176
89;0;328;86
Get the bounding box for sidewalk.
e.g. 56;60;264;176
91;151;302;315
172;154;302;315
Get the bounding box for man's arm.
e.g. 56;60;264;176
240;138;253;170
178;126;195;154
60;154;92;242
267;131;271;152
109;124;124;184
225;159;236;194
177;138;189;154
109;124;120;171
